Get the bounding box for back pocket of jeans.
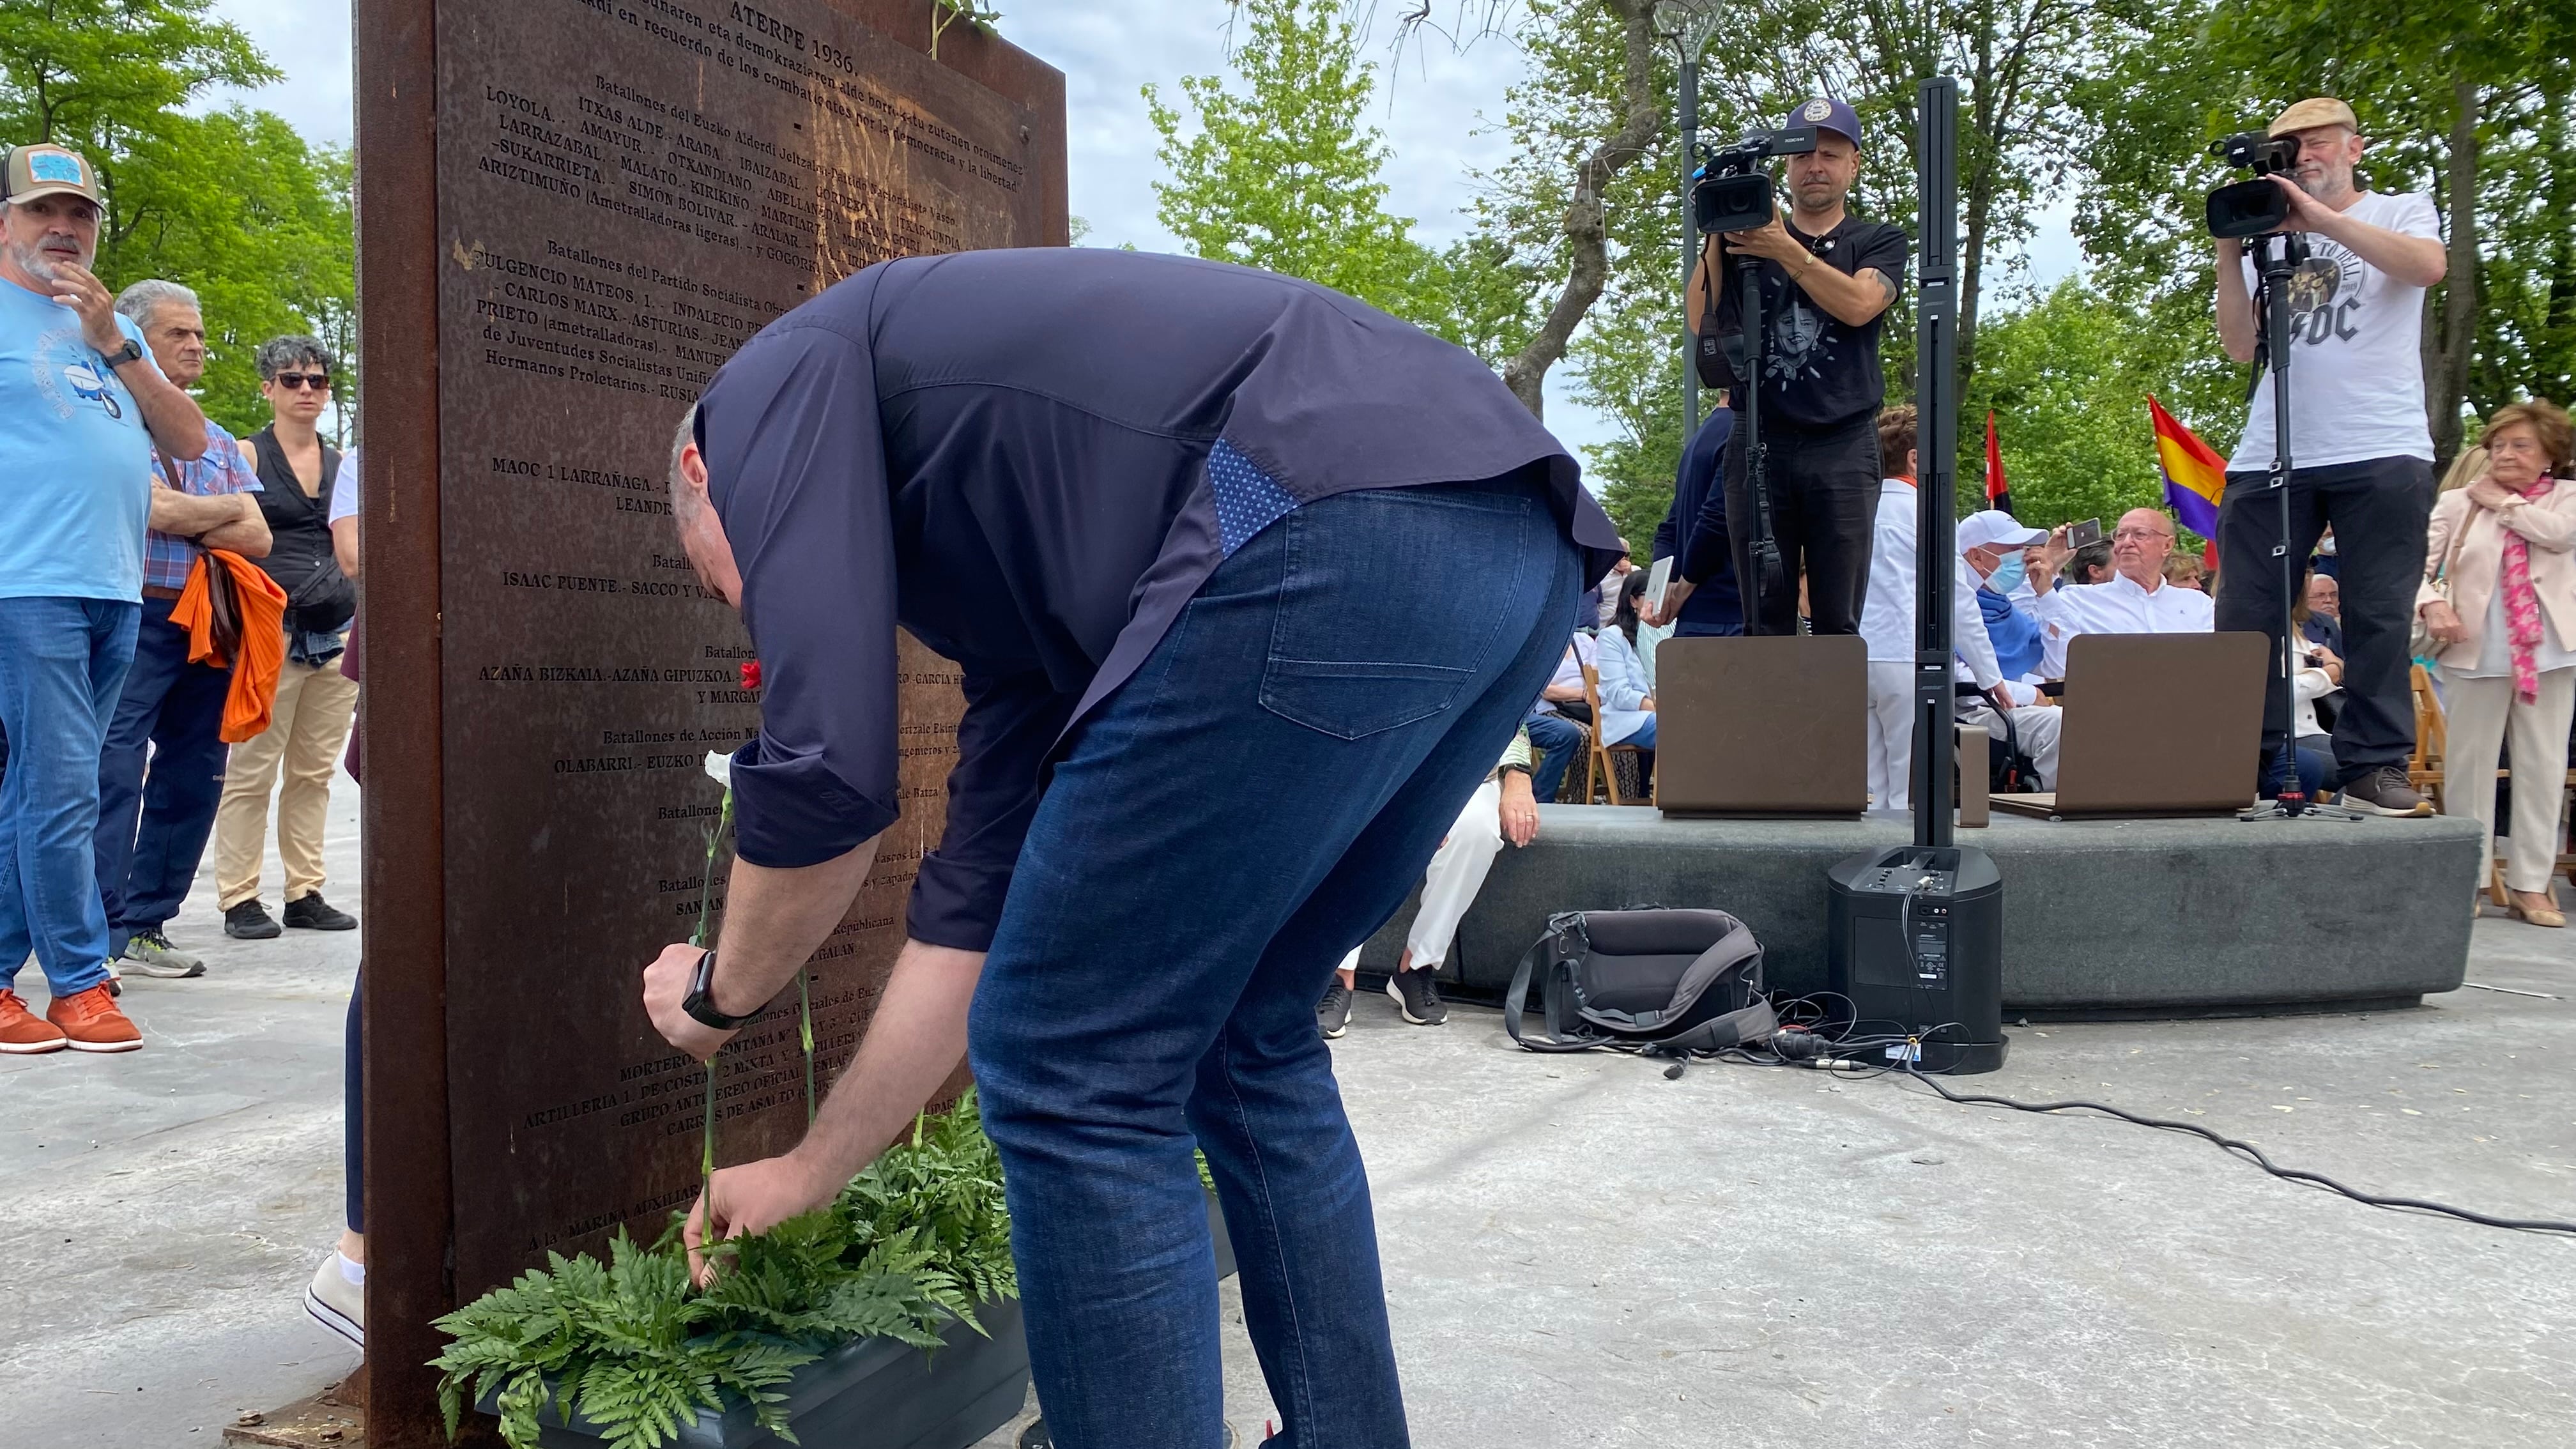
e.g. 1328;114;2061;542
1255;491;1521;740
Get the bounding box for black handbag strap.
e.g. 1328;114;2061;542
1503;917;1600;1054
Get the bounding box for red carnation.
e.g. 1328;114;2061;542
739;659;762;690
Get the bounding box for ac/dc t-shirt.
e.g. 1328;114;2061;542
2227;189;2441;472
1706;215;1910;431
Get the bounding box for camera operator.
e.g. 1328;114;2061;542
1671;97;1907;637
2212;96;2444;816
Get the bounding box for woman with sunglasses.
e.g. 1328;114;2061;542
210;336;361;940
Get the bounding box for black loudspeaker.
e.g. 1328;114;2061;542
1825;845;2007;1075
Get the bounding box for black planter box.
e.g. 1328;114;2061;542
487;1297;1029;1449
487;1194;1234;1448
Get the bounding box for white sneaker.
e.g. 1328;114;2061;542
304;1253;364;1350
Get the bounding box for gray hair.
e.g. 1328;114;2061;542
668;404;703;523
254;334;335;381
113;279;199;329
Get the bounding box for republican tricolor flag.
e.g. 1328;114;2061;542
2147;395;2225;540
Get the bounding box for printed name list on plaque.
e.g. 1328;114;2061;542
433;0;1051;1294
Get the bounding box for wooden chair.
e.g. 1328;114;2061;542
1578;660;1651;806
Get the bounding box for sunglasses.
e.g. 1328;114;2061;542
272;372;332;391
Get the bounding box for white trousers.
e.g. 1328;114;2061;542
1338;777;1505;974
1871;662;2064;809
2441;668;2576;894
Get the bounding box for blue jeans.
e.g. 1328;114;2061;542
93;595;233;953
968;475;1577;1449
1522;709;1586;803
0;597;141;997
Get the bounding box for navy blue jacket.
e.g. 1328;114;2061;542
694;248;1620;949
1650;408;1741;634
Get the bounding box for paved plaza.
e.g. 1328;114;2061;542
4;774;2571;1446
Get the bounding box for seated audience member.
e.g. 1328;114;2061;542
1960;510;2047;678
2418;399;2576;916
2301;571;2345;654
1644;400;1743;636
1319;728;1541;1035
2290;636;2343;797
1522;632;1596;803
2064;539;2114;588
2163;553;2207;592
1583;539;1634;629
2294;565;2345;736
1860;406;2007;809
1595;572;1659;774
1955;510;2064;788
2027;507;2214;677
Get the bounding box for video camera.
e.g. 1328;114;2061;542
2204;130;2302;239
1690;125;1820;235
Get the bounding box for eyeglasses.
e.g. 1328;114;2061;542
272;372;332;391
2111;526;2172;543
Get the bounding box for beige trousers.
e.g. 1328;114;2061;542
2441;668;2576;895
213;655;361;908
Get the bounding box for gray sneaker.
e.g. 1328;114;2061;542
121;926;206;979
2340;764;2433;818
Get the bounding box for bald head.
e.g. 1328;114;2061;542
2111;507;2175;589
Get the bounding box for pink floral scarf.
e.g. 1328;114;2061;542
2497;477;2556;703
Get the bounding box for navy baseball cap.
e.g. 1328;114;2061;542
1783;97;1861;147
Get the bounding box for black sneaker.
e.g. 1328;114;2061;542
224;899;282;939
1317;980;1353;1039
1385;966;1448;1026
282;893;358;931
2340;764;2432;818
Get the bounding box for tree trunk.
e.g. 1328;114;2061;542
2426;78;2480;470
2534;88;2575;402
1500;0;1661;418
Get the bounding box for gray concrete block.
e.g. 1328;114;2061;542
1373;807;2482;1013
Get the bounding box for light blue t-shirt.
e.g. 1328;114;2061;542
0;277;155;602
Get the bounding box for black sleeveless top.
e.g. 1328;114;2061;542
246;426;342;594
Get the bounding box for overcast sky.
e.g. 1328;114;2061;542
206;1;2079;462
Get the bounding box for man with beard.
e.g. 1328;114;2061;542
2212;96;2444;816
0;145;211;1055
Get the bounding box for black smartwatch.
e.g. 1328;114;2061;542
102;338;143;371
680;949;758;1030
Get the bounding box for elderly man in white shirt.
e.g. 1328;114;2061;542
1859;406;2009;809
2027;505;2213;677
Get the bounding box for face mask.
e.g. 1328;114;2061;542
1986;551;2027;595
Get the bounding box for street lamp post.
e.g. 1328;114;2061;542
1657;2;1723;437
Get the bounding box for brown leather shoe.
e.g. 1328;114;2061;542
0;990;67;1054
45;984;142;1052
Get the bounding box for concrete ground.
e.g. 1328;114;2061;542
8;774;2572;1447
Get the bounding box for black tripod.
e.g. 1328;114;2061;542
2239;229;2361;823
1732;249;1789;634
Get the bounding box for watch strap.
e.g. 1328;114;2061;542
682;948;759;1030
103;338;143;369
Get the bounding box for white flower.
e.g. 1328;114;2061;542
703;749;733;788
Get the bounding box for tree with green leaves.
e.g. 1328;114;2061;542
1146;0;1448;325
1;0;353;436
1964;277;2198;530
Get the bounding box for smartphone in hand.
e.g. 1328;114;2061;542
2067;518;2103;551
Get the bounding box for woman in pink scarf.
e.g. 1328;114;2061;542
2419;399;2576;925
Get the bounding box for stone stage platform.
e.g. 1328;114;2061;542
1353;807;2485;1015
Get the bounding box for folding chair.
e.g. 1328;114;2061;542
1579;660;1651;806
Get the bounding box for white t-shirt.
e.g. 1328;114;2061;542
328;445;361;524
2227;190;2441;473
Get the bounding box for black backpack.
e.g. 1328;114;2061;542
1504;908;1778;1057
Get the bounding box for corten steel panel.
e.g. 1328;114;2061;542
356;0;1063;1438
433;0;1054;1298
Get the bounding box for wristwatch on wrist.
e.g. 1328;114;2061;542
680;949;759;1030
102;338;143;371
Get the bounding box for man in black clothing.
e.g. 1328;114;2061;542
1671;96;1908;637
